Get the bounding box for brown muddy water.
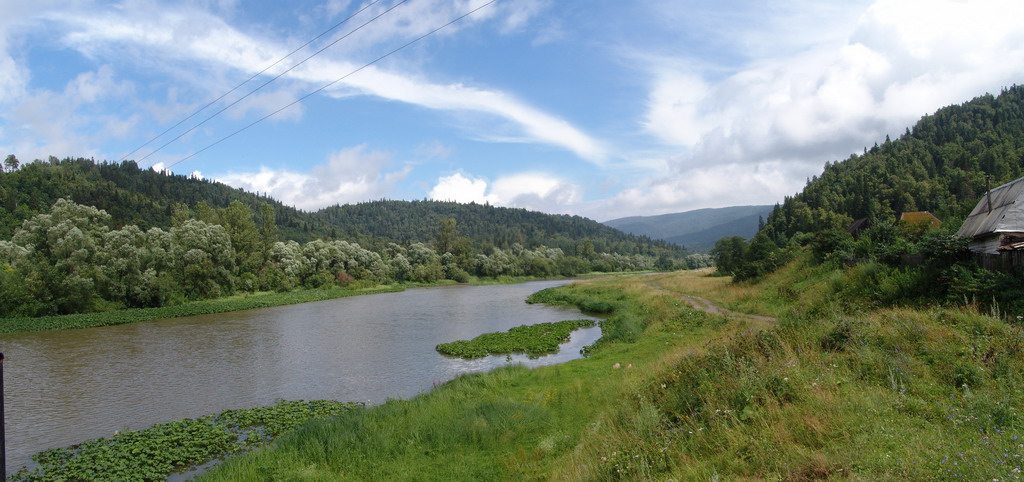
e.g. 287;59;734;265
0;280;599;473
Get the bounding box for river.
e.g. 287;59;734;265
0;280;599;473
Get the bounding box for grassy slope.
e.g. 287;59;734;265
203;257;1024;481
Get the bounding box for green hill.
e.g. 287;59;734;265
761;85;1024;242
0;158;694;317
0;158;684;259
604;205;773;252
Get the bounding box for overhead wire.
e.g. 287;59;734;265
138;0;415;165
118;0;385;163
163;0;499;170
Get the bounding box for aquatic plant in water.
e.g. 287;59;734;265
10;399;362;481
436;319;596;359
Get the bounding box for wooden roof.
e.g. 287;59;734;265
956;176;1024;239
898;211;941;228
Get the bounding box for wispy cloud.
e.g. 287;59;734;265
39;0;604;162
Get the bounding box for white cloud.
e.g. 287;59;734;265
217;145;411;211
40;0;603;161
429;173;490;204
429;171;583;214
625;0;1024;217
317;69;607;162
1;64;138;161
64;65;134;104
414;141;453;160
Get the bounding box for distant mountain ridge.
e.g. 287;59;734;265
604;205;774;252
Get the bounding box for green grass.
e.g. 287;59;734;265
200;275;731;481
436;319;596;358
0;286;404;334
202;257;1024;481
26;255;1021;480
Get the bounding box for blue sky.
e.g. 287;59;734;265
2;0;1024;221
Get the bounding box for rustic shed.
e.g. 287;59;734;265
898;211;942;229
847;217;872;238
956;176;1024;254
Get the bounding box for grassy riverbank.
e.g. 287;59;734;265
0;285;405;334
201;257;1024;480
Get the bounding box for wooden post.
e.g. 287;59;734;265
1;352;5;481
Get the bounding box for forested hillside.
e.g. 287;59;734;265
0;157;684;259
762;85;1024;243
0;158;322;241
318;200;679;257
0;159;703;318
711;85;1024;313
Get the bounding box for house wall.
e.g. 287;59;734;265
969;235;1004;254
972;251;1024;274
968;232;1024;255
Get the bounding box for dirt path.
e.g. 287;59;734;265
645;281;777;330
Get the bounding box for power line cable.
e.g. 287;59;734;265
164;0;499;170
118;0;385;163
139;0;413;165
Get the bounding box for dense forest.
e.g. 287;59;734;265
762;85;1024;242
711;85;1024;312
0;160;707;317
0;157;686;260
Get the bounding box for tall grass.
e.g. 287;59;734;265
204;275;730;481
204;258;1024;481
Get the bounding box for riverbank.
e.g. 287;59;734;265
0;285;405;334
0;272;624;335
200;261;1023;480
199;272;743;480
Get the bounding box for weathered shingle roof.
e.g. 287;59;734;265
956;176;1024;239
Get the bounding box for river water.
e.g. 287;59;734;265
0;280;599;473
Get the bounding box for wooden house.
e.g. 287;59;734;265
956;176;1024;254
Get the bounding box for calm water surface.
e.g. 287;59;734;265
0;280;599;472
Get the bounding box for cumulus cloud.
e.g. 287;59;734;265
429;172;583;214
628;0;1024;216
1;64;137;161
429;173;489;204
217;145;411;211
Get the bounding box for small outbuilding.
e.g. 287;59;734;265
898;211;942;229
956;176;1024;254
